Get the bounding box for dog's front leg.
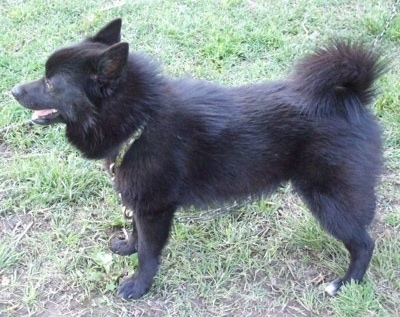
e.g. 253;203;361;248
109;218;139;256
117;208;175;299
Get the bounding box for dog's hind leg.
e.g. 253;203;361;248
117;207;175;299
324;230;374;296
294;180;376;296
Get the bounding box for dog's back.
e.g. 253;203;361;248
156;43;384;209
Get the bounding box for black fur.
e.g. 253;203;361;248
12;19;386;299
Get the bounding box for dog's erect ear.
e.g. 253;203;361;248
91;18;122;45
97;42;129;79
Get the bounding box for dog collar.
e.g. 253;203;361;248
109;125;145;176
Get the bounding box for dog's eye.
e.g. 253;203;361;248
45;78;53;89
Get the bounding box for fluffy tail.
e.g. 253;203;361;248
291;41;387;119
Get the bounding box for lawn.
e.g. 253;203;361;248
1;0;400;316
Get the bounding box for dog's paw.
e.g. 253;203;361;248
109;232;137;256
117;276;150;300
325;278;343;296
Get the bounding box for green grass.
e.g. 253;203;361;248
1;0;400;316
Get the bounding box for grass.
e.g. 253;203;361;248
1;0;400;316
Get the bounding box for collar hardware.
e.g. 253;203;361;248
109;125;145;177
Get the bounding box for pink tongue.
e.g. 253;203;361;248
32;109;56;120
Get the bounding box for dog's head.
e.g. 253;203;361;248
11;18;129;125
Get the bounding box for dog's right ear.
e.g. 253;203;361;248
89;18;122;46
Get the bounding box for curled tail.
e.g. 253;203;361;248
291;41;388;119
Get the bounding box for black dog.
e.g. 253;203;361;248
12;19;385;299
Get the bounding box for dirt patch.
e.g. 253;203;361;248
0;142;10;157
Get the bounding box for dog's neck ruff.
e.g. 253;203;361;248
109;125;145;176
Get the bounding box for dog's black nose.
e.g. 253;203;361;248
11;85;23;98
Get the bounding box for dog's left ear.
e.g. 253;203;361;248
97;42;129;79
90;18;122;46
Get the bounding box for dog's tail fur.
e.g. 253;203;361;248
291;41;387;120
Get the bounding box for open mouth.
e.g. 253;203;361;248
31;109;64;125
